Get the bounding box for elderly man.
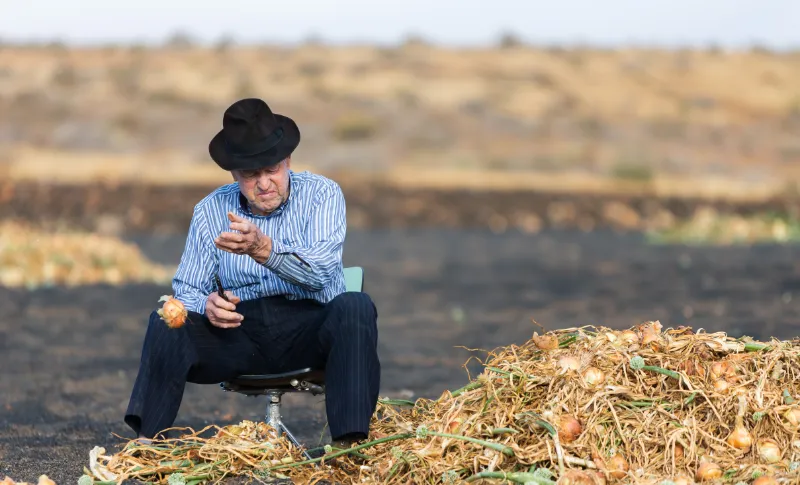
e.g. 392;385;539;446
124;98;380;449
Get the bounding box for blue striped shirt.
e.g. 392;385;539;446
172;170;347;315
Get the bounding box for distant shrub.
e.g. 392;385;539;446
611;163;654;181
332;113;379;141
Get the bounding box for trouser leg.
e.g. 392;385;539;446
317;292;380;441
252;292;381;441
124;303;262;438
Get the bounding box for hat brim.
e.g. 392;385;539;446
208;114;301;171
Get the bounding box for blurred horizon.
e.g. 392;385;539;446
2;0;799;50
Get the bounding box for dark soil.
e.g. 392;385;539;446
1;181;799;236
3;227;800;483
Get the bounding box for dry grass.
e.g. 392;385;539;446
74;322;800;484
1;43;800;198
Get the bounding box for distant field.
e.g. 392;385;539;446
1;42;799;199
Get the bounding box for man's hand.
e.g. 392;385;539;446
205;290;243;328
214;212;272;264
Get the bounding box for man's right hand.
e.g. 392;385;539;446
205;291;243;328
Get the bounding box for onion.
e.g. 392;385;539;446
756;438;782;463
620;330;639;344
582;367;605;388
673;443;685;462
672;475;691;485
783;408;800;429
558;356;581;373
447;416;464;433
678;360;705;377
606;453;629;479
709;360;736;379
157;295;188;329
557;415;582;443
752;477;779;485
532;333;559;350
556;470;598;485
640;320;662;345
727;418;753;451
713;378;730;393
695;461;722;481
726;395;753;452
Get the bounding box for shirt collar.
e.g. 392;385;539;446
237;170;295;218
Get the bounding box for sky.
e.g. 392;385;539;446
1;0;799;49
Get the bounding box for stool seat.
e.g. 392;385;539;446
221;368;325;396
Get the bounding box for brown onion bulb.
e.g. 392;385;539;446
558;356;581;373
727;419;753;451
620;330;639;344
582;367;605;388
606;453;629;479
557;415;582;443
556;470;597;485
640;320;662;345
447;416;463;433
713;378;730;393
157;295;188;329
783;408;800;429
756;438;782;463
695;461;722;481
673;443;685;462
752;477;779;485
709;360;736;379
532;333;559;350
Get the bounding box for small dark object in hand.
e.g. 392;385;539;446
214;274;229;302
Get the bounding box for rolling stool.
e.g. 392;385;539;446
219;266;365;459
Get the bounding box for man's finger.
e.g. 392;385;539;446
217;232;245;243
227;212;245;223
228;222;252;234
211;319;241;329
212;294;237;311
211;309;243;324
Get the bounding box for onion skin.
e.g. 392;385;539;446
672;476;691;485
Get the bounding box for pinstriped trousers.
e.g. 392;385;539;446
124;291;380;441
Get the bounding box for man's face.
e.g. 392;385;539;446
232;157;292;215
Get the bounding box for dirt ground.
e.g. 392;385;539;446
2;227;800;483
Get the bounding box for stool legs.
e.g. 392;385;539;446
265;390;312;461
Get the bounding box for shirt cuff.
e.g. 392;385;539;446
263;239;288;270
262;239;314;276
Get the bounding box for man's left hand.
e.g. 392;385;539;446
215;212;272;264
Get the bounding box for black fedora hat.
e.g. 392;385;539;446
209;98;301;171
